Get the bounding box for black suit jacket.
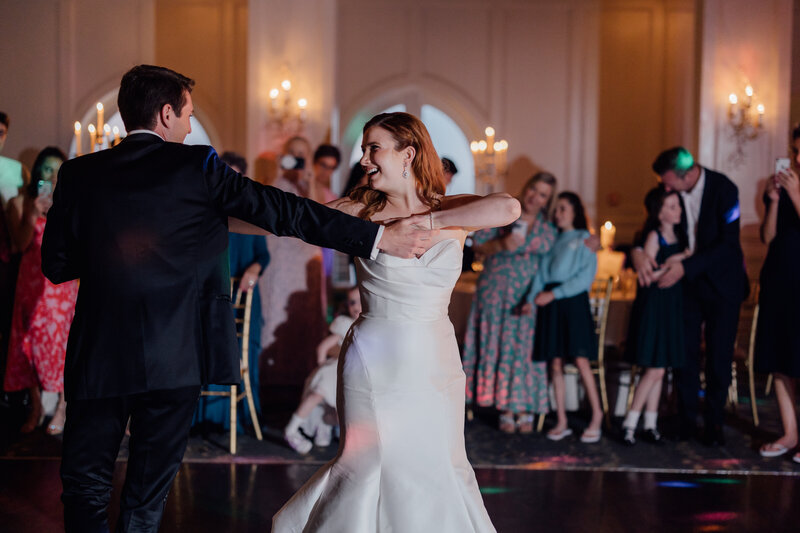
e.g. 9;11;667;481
682;168;747;304
42;133;378;401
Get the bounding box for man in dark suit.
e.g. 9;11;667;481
632;146;746;447
42;65;431;533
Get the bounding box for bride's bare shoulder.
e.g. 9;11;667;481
326;197;364;217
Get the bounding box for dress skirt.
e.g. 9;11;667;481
534;287;596;362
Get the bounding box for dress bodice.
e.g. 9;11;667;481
356;238;462;322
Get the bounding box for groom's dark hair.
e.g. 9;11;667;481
118;65;195;131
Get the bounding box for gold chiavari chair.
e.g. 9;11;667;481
728;280;761;425
199;277;263;453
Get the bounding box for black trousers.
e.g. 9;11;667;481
675;283;740;429
60;385;200;533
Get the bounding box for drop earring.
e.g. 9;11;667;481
402;162;409;179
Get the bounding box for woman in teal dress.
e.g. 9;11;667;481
194;152;269;432
461;172;557;433
622;187;688;445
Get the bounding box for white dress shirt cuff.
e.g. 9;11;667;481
370;225;385;260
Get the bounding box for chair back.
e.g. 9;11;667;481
230;277;254;374
589;277;614;342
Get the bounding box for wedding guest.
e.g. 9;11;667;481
622;187;689;445
193;151;269;431
757;125;800;461
284;286;361;454
3;147;77;434
341;161;366;198
528;192;600;443
631;147;747;446
462;172;557;433
442;157;458;187
312;145;341;284
258;136;328;390
0;112;25;207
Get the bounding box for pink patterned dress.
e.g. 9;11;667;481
3;217;78;392
461;212;556;414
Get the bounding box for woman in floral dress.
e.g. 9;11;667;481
3;147;78;434
462;172;556;433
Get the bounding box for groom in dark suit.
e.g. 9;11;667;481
633;147;747;447
42;65;430;533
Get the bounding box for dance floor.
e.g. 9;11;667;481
2;387;800;532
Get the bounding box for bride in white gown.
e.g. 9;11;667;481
272;112;520;532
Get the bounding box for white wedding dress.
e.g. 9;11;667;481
272;238;496;532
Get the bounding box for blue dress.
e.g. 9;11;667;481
193;233;269;431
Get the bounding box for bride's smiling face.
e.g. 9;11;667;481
360;126;413;193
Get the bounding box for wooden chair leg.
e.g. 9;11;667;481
626;366;638;411
242;368;263;440
748;363;759;427
536;413;546;433
230;384;237;454
597;366;610;428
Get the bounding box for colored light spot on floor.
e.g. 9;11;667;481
658;480;699;488
698;478;742;485
694;511;739;522
479;486;513;495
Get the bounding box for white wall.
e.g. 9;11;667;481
334;0;600;209
698;0;794;226
0;0;154;167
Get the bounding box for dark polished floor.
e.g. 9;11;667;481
2;459;799;532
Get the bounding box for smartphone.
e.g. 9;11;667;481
37;180;53;198
775;157;791;189
511;219;528;238
279;154;305;170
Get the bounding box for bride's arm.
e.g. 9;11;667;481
432;193;520;232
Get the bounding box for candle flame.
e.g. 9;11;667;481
74;121;81;132
112;126;120;134
729;94;737;105
96;102;104;111
104;124;111;134
87;124;96;133
297;98;308;109
499;140;508;151
757;104;765;114
493;141;503;152
281;79;291;91
470;141;479;153
604;221;613;230
477;140;487;152
485;126;495;137
745;85;753;97
269;88;279;99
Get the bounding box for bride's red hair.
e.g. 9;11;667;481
349;112;445;220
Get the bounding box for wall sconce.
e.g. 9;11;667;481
470;126;508;194
727;84;764;165
268;78;307;133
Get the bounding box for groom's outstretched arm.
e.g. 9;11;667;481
206;149;430;258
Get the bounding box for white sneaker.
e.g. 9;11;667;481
314;423;333;447
285;426;312;454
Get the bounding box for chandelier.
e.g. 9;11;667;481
470;127;508;194
267;79;308;134
73;102;120;156
727;83;765;166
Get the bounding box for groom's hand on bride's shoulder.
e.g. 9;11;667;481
377;216;436;258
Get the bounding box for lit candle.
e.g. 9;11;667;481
96;103;104;139
74;121;82;157
745;85;753;106
470;141;479;154
281;79;291;92
112;125;120;144
600;220;616;250
88;124;96;152
103;124;111;146
757;103;765;128
478;140;487;153
728;93;738;117
269;88;279;111
485;126;495;155
497;139;508;175
297;98;308;122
